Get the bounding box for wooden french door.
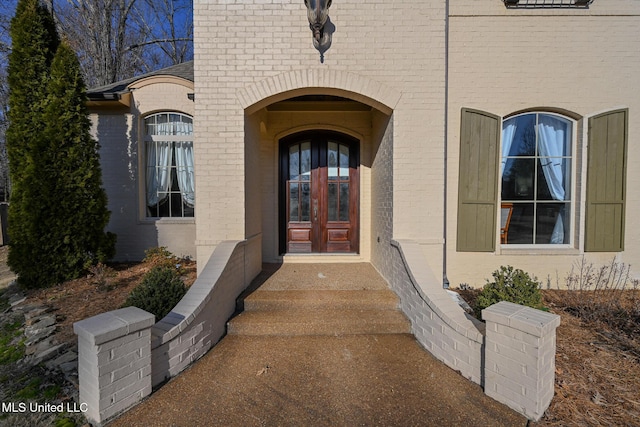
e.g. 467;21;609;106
279;131;359;254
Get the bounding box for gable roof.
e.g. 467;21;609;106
87;61;194;101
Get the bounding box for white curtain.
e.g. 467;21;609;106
175;141;195;207
501;120;517;175
146;115;194;211
173;120;194;207
146;140;173;207
537;115;567;244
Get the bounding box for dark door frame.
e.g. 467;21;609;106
278;130;360;255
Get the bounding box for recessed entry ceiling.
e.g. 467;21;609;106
266;95;372;112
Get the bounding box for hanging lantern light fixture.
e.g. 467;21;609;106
304;0;333;61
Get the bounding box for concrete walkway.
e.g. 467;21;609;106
108;263;526;426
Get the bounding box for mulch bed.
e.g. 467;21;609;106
459;288;640;426
24;259;197;344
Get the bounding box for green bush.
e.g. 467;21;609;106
143;246;182;272
122;266;187;320
7;6;116;288
475;266;544;318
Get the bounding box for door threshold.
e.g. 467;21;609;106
281;253;366;263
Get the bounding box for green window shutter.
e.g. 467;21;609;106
585;109;628;252
457;108;500;252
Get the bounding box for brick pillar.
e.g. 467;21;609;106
482;301;561;421
74;307;155;426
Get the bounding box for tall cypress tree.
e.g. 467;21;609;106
7;0;115;288
41;41;116;284
6;0;60;286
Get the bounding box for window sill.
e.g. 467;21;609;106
498;245;580;256
140;218;196;225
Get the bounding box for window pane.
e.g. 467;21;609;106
157;198;170;217
536;203;569;244
301;142;311;178
183;202;194;217
507;203;534;244
339;183;349;221
328;142;338;180
301;182;311;222
502;113;572;245
145;113;195;218
339;144;349;179
289;182;299;221
328;183;337;221
505;114;536;157
502;158;535;200
289;145;299;180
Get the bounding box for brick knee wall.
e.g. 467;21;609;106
74;307;155;426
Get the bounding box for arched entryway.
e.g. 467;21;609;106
279;130;360;254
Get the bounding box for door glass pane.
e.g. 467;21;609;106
289;145;299;180
301;142;311;179
328;142;338;180
301;182;311;222
339;183;349;221
328;183;337;221
289;182;299;221
339;144;349;179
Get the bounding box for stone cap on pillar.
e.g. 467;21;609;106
482;301;560;337
74;307;155;346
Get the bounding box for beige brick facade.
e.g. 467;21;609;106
89;75;196;261
78;2;640;421
90;0;640;288
447;1;640;286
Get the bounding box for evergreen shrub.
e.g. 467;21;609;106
475;265;544;318
122;266;187;320
143;246;181;271
7;0;115;288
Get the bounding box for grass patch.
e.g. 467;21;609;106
0;294;9;312
15;377;42;400
0;318;25;365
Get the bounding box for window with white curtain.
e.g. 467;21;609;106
144;112;194;218
501;113;573;245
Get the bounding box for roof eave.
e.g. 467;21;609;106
86;91;131;108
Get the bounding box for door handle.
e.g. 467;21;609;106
313;199;318;221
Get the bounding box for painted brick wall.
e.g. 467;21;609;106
483;302;561;421
371;115;394;274
151;236;261;386
194;0;447;267
74;307;155;425
446;2;640;286
90;80;196;261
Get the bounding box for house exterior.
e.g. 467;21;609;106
77;2;640;422
89;0;640;288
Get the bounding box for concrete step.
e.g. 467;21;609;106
227;308;411;336
243;289;400;311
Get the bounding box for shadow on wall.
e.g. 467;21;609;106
93;112;171;261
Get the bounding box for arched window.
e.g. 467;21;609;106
501;113;573;245
144;112;194;218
